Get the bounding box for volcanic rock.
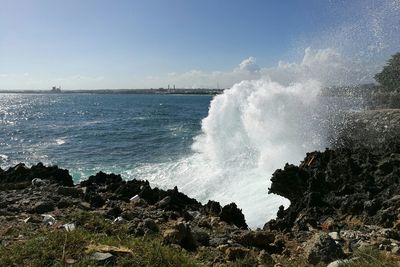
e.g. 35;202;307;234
163;222;197;251
304;233;345;265
219;203;248;229
0;163;73;190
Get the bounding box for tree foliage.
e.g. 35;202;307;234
374;52;400;90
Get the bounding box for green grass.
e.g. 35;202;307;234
341;248;399;267
277;247;400;267
0;210;201;267
0;229;200;267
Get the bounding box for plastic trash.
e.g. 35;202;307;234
130;194;140;202
112;216;124;224
90;252;114;262
42;214;56;225
63;223;76;232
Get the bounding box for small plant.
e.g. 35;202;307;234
374;52;400;91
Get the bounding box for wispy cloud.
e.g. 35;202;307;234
140;48;379;89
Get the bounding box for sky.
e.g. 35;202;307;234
0;0;399;90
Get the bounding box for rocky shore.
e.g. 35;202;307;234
1;110;400;266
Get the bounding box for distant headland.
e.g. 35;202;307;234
0;88;224;95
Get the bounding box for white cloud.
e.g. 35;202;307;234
237;57;261;72
140;48;378;89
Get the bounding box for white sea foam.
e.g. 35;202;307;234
55;138;66;145
128;75;331;227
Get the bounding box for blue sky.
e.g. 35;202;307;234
0;0;399;89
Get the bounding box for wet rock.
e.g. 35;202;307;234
304;233;345;265
267;145;400;231
0;163;73;190
81;172;123;188
219;203;248;229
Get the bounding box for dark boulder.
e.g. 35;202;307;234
84;191;105;208
266;147;400;231
31;201;55;214
81;172;123;189
204;200;222;215
0;163;73;190
304;233;345;265
219;203;248;229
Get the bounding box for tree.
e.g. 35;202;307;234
374;52;400;90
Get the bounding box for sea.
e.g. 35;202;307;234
0;93;210;180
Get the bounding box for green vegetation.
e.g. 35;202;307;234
0;211;200;267
341;247;399;267
0;229;200;267
274;248;399;267
375;52;400;91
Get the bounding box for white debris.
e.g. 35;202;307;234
42;214;56;225
112;216;124;224
130;194;140;202
90;252;114;261
63;223;76;232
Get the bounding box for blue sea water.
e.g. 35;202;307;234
0;94;212;182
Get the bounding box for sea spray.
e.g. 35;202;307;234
133;78;332;227
191;79;326;227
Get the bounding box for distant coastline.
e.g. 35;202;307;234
0;88;224;95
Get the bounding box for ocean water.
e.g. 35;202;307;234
0;94;211;180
